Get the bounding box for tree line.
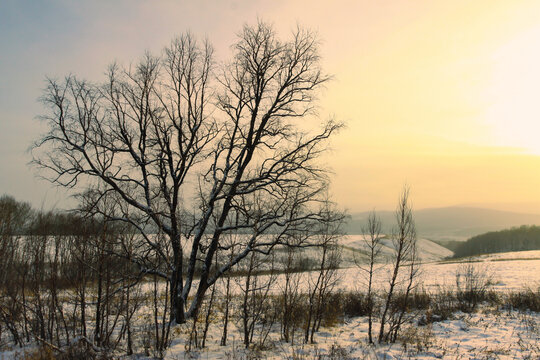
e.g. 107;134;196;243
453;225;540;258
0;194;344;356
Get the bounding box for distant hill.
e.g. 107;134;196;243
345;207;540;241
453;225;540;258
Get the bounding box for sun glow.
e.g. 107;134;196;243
485;25;540;155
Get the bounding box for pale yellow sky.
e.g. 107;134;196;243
2;0;540;212
301;0;540;212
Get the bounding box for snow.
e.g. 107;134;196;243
2;250;539;359
339;235;454;264
465;249;540;261
337;255;540;293
158;250;540;360
161;308;539;359
207;250;540;295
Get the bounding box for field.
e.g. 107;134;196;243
2;239;539;360
163;306;539;359
158;249;540;359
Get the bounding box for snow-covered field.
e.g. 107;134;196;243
219;250;540;295
2;249;539;359
338;251;540;293
162;251;540;359
464;249;540;261
164;309;540;359
161;252;540;360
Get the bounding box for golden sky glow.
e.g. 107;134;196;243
2;0;540;212
299;0;540;212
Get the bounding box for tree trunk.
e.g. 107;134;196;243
221;275;231;346
170;271;186;324
170;239;186;324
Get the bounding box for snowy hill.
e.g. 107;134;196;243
339;235;453;265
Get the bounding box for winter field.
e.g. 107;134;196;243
164;305;540;360
159;249;540;359
178;240;540;295
1;236;539;360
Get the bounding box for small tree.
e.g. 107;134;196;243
304;200;344;343
356;210;383;344
280;238;305;344
0;195;32;348
378;186;418;343
237;251;277;348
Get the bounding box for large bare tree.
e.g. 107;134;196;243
33;21;342;323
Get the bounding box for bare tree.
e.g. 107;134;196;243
280;240;304;344
356;210;382;344
304;200;344;344
237;250;277;348
378;186;418;343
0;195;32;348
33;21;341;324
219;232;242;346
387;235;419;343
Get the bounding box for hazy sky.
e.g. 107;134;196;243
2;0;540;213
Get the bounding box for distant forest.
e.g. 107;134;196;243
453;225;540;258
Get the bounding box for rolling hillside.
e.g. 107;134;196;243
339;235;453;264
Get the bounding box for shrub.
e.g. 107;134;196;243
428;291;459;322
398;325;434;354
455;261;494;312
318;292;345;328
326;342;352;360
391;291;431;313
340;292;372;318
14;347;55;360
506;289;540;312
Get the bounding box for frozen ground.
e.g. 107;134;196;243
212;250;540;295
161;250;540;359
164;308;539;359
2;251;539;359
4;306;538;359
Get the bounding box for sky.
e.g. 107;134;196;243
2;0;540;213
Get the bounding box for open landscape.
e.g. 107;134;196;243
2;1;540;359
1;196;539;359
